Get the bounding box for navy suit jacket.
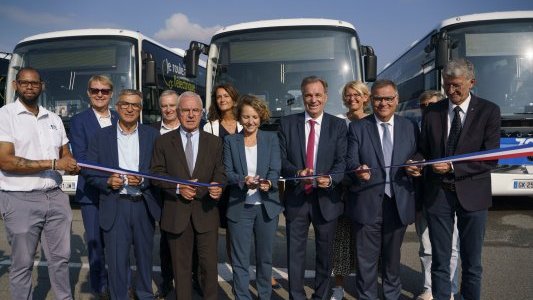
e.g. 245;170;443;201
279;112;347;222
70;108;118;204
417;95;500;211
223;130;283;222
346;114;419;226
84;123;161;231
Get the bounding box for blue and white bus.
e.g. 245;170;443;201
378;11;533;195
185;18;377;125
5;28;206;194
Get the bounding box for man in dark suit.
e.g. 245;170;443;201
346;79;419;300
149;89;180;299
279;76;347;300
150;91;225;300
411;58;500;300
85;89;161;300
69;75;118;298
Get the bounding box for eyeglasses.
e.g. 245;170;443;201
179;108;202;116
117;101;142;110
344;93;364;99
17;80;42;87
89;88;112;96
371;95;397;103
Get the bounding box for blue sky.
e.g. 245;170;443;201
0;0;531;70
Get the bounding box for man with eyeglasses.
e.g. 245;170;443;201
151;91;225;300
408;58;500;300
345;79;419;300
0;67;80;300
85;89;161;300
70;74;119;299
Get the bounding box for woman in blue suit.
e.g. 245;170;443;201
224;95;282;300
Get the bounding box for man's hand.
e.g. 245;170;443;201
405;160;423;177
126;175;143;186
208;183;223;200
355;164;371;181
245;175;260;189
316;175;331;188
298;168;314;185
432;162;452;175
56;156;80;174
107;173;124;190
259;179;271;192
180;179;198;201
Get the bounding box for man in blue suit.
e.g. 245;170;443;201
345;79;419;300
85;89;161;300
70;75;118;298
279;76;347;300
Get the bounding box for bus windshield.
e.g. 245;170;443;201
448;20;533;117
209;27;362;119
7;38;136;129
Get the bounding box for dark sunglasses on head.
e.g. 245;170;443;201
89;88;112;96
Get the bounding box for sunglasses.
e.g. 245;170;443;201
89;88;112;96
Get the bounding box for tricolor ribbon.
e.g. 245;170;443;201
78;161;223;187
282;143;533;181
77;144;533;185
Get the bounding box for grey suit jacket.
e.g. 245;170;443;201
345;114;419;226
223;130;283;222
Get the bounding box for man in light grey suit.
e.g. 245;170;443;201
345;79;419;300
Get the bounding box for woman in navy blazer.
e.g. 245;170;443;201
223;95;282;300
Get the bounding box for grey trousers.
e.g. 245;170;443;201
0;188;73;300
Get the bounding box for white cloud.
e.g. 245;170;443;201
0;5;72;26
155;13;221;44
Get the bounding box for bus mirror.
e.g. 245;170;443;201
185;49;199;78
143;53;156;86
186;41;209;78
436;32;449;70
362;45;377;82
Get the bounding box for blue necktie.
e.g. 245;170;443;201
447;106;462;156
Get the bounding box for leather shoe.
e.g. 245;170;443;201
155;282;174;299
192;278;204;297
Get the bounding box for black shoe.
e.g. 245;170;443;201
97;289;110;300
272;282;282;289
192;278;204;297
155;282;174;299
128;287;139;300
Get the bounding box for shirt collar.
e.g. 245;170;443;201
180;126;199;136
162;121;180;131
92;108;111;119
14;98;49;118
117;122;138;136
374;114;395;126
304;111;324;125
448;93;471;114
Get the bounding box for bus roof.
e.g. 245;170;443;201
381;10;533;72
16;28;184;58
437;10;533;30
214;18;356;36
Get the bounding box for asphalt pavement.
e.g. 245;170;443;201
0;196;532;299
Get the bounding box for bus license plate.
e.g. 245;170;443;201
513;180;533;189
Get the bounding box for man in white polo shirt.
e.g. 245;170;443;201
0;67;80;300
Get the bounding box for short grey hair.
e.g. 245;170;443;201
178;91;203;108
443;58;475;80
158;90;179;105
118;89;143;100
